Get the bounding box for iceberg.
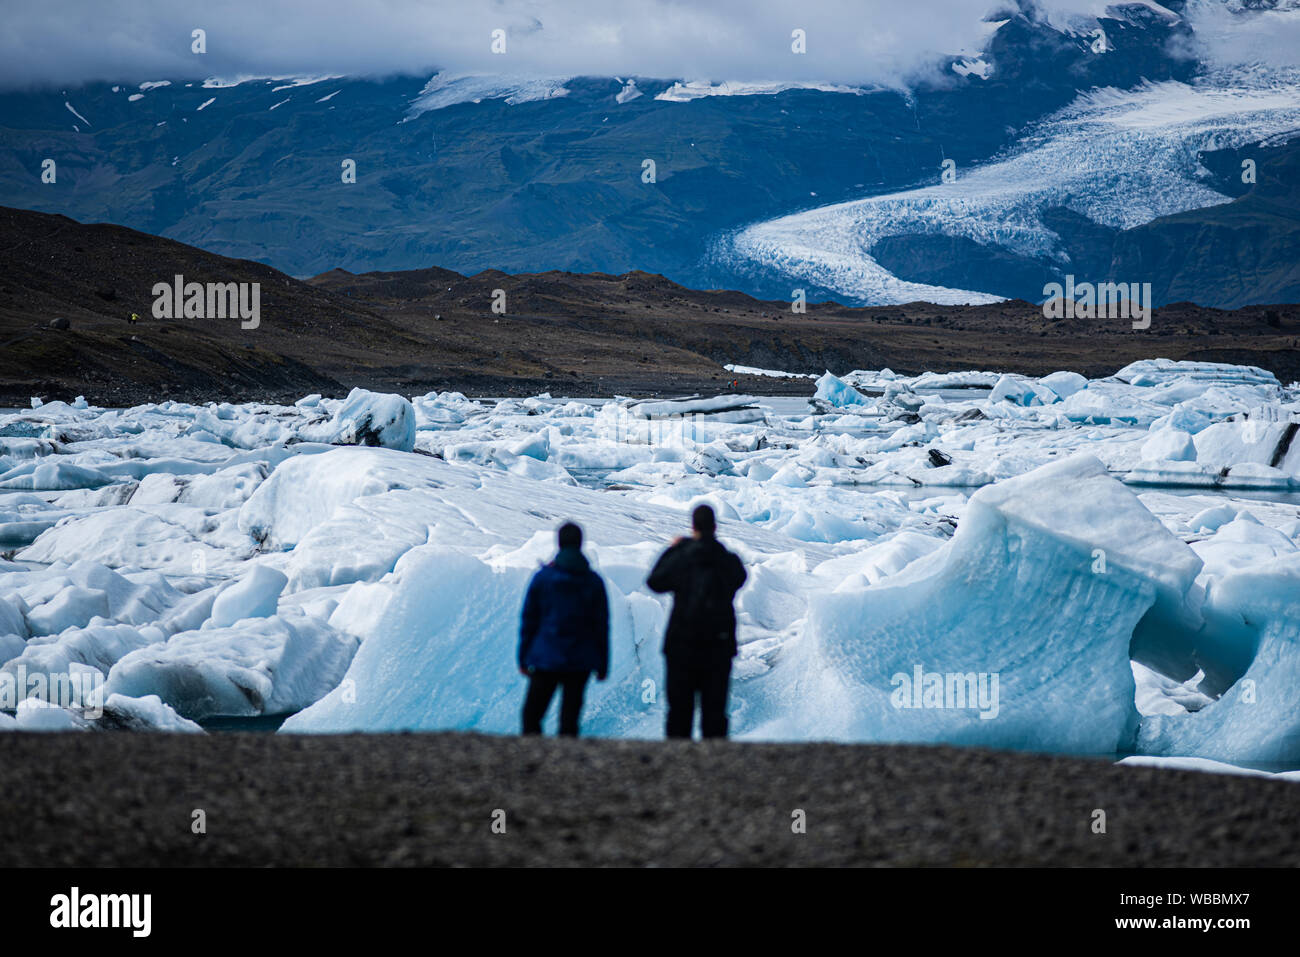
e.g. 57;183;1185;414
103;614;358;720
814;372;870;408
2;360;1299;774
1140;553;1300;765
792;454;1202;753
298;388;416;452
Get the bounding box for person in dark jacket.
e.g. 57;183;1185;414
647;504;747;740
518;522;609;737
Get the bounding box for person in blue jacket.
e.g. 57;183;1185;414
518;522;609;737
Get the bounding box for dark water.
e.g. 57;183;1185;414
198;713;292;732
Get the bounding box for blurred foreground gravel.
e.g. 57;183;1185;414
1;731;1296;867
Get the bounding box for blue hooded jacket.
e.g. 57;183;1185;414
518;547;610;676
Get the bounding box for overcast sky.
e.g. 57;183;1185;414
2;0;1296;91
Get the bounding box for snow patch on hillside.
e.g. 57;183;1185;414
655;79;865;102
407;73;571;116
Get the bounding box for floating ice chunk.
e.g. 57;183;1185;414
156;586;221;636
723;364;815;380
1141;427;1197;462
740;459;777;482
186;410;294;449
1194;417;1300;475
104;614;358;720
19;508;238;574
179;462;268;508
770;463;810;487
1114;359;1279;390
0;594;29;640
508;431;550;461
0;461;113;491
239;447;432;549
285;545;664;736
299;388;416;451
1132;661;1214;716
15;698;90;731
131;473;188;505
1188;504;1238;533
1221;462;1294;489
0;634;24;665
685;495;741;524
500;450;576;484
1192;515;1298;582
412;392;480;428
812;531;946;589
25;586;110;636
908;370;999;390
794;454;1201;752
3;621;155;687
814;373;870;408
1057;383;1167;426
18;561;180;634
1139;553;1300;764
685;444;733;477
1151;403;1215;435
989;374;1058;406
207;565;288;627
1038;371;1088;400
99;693;204;732
627;395;764;422
284;548;535;732
283;489;433;591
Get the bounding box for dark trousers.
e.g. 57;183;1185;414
522;670;590;737
665;654;733;740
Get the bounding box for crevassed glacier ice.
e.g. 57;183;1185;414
720;69;1300;305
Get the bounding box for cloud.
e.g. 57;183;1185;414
1181;0;1300;70
1;0;1295;91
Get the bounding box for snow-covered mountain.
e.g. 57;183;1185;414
0;0;1296;307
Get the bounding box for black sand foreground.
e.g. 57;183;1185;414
0;731;1295;867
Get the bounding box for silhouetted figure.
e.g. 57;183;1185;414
518;522;609;737
647;505;747;739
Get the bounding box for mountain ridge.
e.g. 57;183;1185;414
3;205;1299;407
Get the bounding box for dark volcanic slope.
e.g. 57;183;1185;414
3;205;1300;406
0;732;1296;867
0;206;414;404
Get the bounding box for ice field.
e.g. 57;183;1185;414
3;359;1300;770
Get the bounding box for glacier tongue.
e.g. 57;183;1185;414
721;70;1300;305
796;454;1202;753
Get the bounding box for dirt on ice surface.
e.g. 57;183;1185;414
0;731;1296;867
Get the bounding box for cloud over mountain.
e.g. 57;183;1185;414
7;0;1288;91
